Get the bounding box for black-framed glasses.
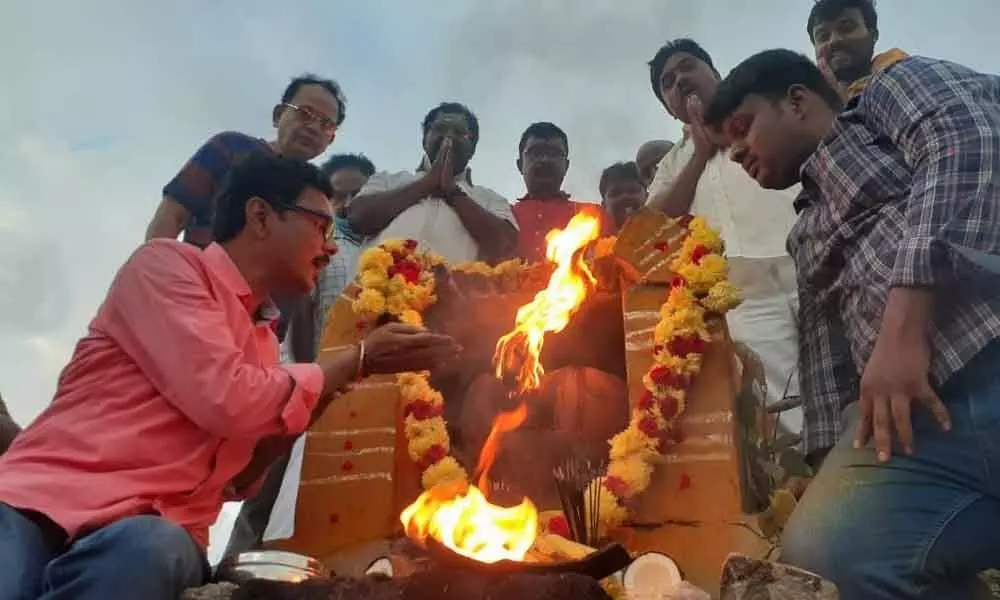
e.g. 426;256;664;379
270;199;335;239
281;103;338;137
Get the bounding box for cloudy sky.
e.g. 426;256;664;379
1;0;997;560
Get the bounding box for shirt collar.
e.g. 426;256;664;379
517;191;571;203
202;243;280;323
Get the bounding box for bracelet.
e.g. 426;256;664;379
354;341;366;382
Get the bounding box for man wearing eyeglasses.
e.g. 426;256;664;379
347;102;518;264
0;154;460;600
512;122;611;262
146;74;345;250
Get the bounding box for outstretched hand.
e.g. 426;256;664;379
363;322;461;375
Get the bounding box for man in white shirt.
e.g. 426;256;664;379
347;102;517;263
646;39;802;432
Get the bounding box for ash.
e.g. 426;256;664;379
231;570;611;600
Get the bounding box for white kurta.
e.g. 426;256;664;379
648;131;803;433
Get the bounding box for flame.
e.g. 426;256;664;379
399;210;602;564
493;211;602;391
475;402;528;491
400;479;539;563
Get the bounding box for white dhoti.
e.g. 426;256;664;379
725;256;801;435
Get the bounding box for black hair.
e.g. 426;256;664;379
599;161;643;198
281;74;347;126
320;153;376;178
517;122;569;156
704;49;844;128
422;102;480;144
647;39;719;104
213;154;334;243
807;0;878;41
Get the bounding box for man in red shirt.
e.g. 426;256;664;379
512;122;608;262
0;155;458;600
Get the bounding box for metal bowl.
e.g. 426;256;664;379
215;550;329;584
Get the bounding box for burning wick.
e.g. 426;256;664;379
493;212;601;392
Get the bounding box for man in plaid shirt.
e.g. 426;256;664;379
705;50;1000;598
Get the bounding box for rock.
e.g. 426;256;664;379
180;582;239;600
720;554;838;599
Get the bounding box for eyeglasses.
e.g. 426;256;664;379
270;199;335;239
281;103;338;137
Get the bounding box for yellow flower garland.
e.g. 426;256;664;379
352;221;740;528
352;239;468;490
586;217;741;531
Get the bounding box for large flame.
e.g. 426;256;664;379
493;211;602;392
400;210;602;564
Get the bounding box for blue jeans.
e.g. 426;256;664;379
782;343;1000;599
0;505;208;600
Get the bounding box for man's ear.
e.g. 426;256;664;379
871;27;879;44
516;157;524;174
272;105;283;128
246;196;271;238
787;84;810;118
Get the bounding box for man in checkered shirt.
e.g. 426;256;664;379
705;49;1000;598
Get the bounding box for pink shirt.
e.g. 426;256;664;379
0;241;324;549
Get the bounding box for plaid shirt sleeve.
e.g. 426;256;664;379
163;132;262;225
860;58;1000;288
797;277;858;455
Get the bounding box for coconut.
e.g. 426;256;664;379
364;557;394;578
622;552;682;594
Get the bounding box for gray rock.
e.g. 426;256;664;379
180;582;239;600
720;554;838;600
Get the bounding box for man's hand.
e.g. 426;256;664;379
687;95;719;162
855;288;951;461
363;322;461;375
421;137;457;196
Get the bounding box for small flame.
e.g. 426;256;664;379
475;402;528;491
400;479;539;563
493;211;601;391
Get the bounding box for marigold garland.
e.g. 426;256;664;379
585;217;741;532
352;239;467;490
351;221;740;529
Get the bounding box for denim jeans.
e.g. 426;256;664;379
782;342;1000;599
0;505;208;600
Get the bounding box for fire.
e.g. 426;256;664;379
493;211;602;391
399;210;602;564
400;480;539;563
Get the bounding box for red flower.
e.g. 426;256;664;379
404;239;419;251
670;276;687;288
388;259;422;284
649;365;690;390
547;514;571;538
659;396;680;421
678;473;692;490
403;400;443;420
343;440;354;451
342;460;354;472
653;241;669;253
355;320;368;331
418;444;447;470
667;335;706;357
638;416;662;438
690;244;709;265
603;476;629;498
637;390;657;411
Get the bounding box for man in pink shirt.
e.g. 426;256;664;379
0;154;458;600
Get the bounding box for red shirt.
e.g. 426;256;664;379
0;241;324;548
512;195;611;262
